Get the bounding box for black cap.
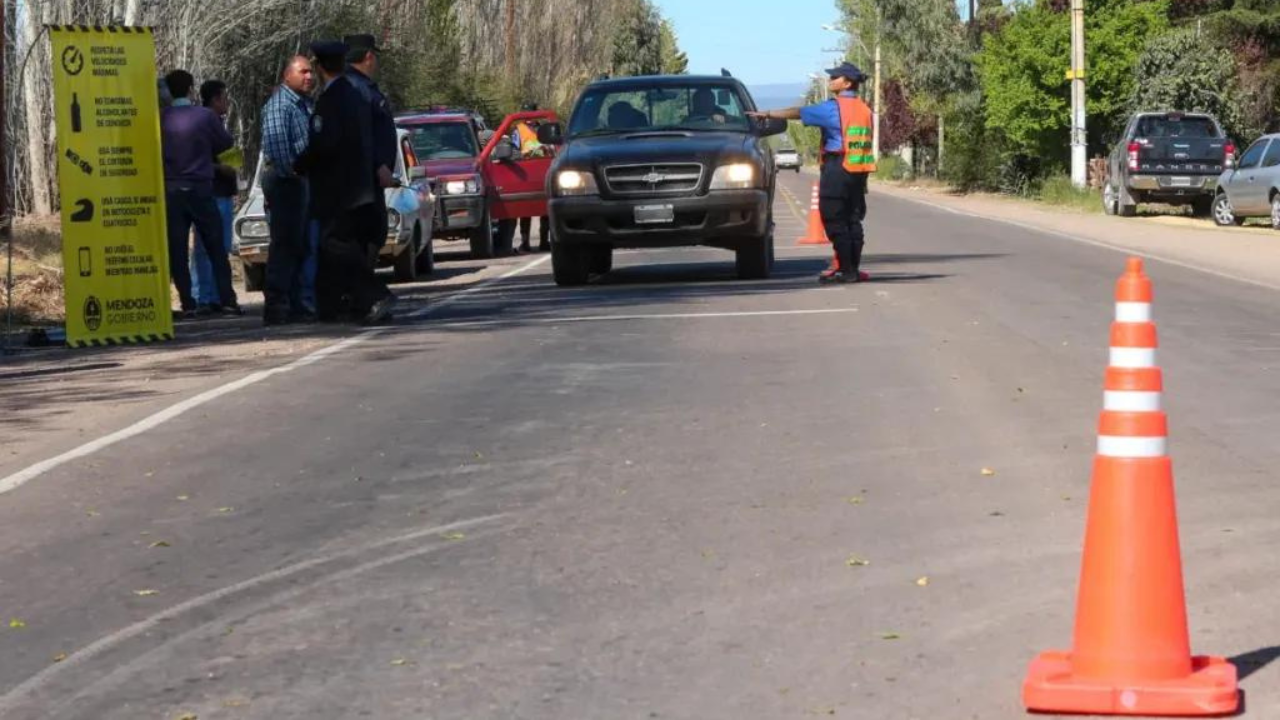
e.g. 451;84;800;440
825;61;866;82
310;40;349;62
344;34;382;61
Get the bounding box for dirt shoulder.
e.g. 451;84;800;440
872;180;1280;290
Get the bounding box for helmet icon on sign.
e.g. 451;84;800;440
84;296;103;332
61;46;85;76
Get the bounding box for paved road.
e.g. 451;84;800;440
2;170;1278;719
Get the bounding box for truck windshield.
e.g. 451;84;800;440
1135;116;1219;139
569;84;750;136
403;122;479;161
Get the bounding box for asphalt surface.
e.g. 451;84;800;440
2;169;1279;719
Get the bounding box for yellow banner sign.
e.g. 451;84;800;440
50;26;173;347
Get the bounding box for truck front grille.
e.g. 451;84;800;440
604;163;703;195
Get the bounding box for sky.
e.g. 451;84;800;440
652;0;845;88
654;0;974;88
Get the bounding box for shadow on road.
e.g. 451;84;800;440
1232;645;1280;682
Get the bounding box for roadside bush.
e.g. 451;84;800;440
875;155;912;182
1038;175;1103;212
1130;29;1252;141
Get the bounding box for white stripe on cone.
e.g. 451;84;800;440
1109;347;1157;368
1097;435;1168;458
1115;302;1152;322
1103;390;1163;412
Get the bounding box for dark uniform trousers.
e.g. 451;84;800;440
819;154;869;274
317;203;389;320
262;171;311;315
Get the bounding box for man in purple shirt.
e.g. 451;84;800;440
161;69;240;317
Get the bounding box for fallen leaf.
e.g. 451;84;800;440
1061;495;1072;502
217;507;234;514
176;495;190;501
390;658;410;666
139;531;151;536
149;540;171;548
145;471;154;477
989;510;1006;517
176;713;198;720
847;496;863;505
222;698;249;708
441;532;466;541
52;653;67;663
879;632;901;640
134;589;159;597
916;576;930;587
85;510;100;517
473;452;484;460
980;467;996;477
9;618;26;629
846;555;871;568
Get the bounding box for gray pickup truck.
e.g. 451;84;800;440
1103;112;1233;217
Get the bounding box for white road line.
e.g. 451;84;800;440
879;189;1280;293
0;513;507;714
0;256;551;496
435;307;860;328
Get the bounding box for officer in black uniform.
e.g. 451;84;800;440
294;41;394;324
344;34;400;274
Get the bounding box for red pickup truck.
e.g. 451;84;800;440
396;109;559;258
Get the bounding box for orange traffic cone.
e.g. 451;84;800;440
798;182;828;245
1022;258;1239;716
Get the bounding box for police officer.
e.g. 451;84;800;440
752;62;875;284
344;33;400;268
294;41;394;324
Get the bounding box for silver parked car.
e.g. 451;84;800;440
775;147;802;172
232;127;437;291
1212;133;1280;229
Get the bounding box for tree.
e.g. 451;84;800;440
1130;28;1251;141
658;18;688;75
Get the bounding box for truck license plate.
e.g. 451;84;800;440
1170;176;1192;187
635;204;675;224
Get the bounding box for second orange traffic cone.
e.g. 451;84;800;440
1022;257;1238;716
798;182;828;245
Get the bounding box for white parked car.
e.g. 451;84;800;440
775;147;802;172
232;127;437;290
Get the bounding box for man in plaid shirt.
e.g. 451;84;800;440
261;55;317;325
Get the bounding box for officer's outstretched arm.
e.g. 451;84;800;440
747;108;802;121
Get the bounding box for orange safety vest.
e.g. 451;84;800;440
835;96;876;174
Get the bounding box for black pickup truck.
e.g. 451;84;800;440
1104;111;1233;217
537;74;789;285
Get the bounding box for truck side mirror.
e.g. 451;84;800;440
753;116;789;137
537;123;565;146
493;139;516;162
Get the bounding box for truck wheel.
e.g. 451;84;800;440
393;231;418;283
552;242;590;286
736;234;772;280
470;209;494;259
1191;196;1213;218
1271;194;1280;231
1117;184;1137;217
243;262;265;292
415;231;435;275
588;246;613;275
494;219;517;257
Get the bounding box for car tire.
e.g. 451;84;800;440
1117;185;1137;218
469;209;494;259
415;230;435;275
494;219;516;257
243;262;266;293
552;242;590;286
1271;194;1280;231
736;233;772;280
1191;196;1213;218
1103;182;1118;216
393;231;418;283
588;245;613;275
1212;193;1243;227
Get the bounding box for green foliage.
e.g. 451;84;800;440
787;121;822;163
1037;175;1103;212
874;155;912;181
611;0;685;77
1088;0;1171;143
1130;28;1251;140
941;91;1003;191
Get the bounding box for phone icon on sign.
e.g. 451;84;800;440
78;247;92;277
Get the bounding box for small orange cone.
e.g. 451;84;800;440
1022;258;1239;716
798;182;828;245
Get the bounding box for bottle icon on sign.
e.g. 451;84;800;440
78;247;92;277
71;93;82;133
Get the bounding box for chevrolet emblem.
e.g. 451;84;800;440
641;172;666;184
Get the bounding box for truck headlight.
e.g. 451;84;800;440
556;170;599;196
236;218;269;239
444;178;479;195
710;163;756;190
387;209;402;232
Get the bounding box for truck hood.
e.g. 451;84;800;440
422;157;479;179
558;131;755;170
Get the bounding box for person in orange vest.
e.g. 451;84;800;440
752;62;875;284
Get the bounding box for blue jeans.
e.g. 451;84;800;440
191;196;235;306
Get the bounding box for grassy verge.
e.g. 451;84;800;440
1036;176;1103;213
2;215;66;328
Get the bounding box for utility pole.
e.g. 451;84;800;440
872;9;882;163
1070;0;1087;188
